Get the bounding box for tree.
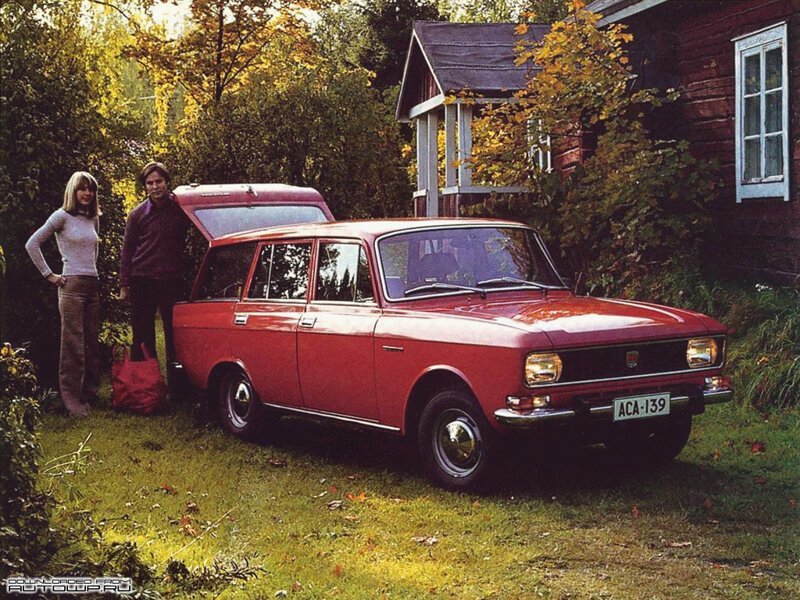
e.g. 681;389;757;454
169;63;413;219
0;0;144;382
358;0;440;92
439;0;567;23
129;0;324;110
470;0;718;296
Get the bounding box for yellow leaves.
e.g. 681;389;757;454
515;24;529;36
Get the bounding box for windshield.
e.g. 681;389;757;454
378;226;565;300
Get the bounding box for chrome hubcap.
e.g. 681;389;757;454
434;409;481;477
227;378;252;428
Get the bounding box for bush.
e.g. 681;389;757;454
0;344;55;577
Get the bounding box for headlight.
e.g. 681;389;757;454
525;352;562;385
686;338;718;368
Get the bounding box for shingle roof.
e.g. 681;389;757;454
396;21;550;120
414;21;548;93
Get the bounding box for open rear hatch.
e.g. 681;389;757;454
173;183;334;241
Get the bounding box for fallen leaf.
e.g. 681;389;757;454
291;581;302;592
631;505;641;518
327;500;344;510
703;497;714;510
749;441;766;454
711;449;721;461
343;515;360;522
753;476;768;485
346;474;357;481
411;536;439;546
345;491;368;502
179;515;198;537
359;543;377;554
789;498;797;508
269;458;287;467
160;482;177;495
332;564;343;578
328;485;339;494
666;541;692;548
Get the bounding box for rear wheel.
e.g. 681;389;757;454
418;389;496;491
605;412;692;464
218;368;266;441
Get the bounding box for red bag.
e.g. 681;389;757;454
111;345;166;414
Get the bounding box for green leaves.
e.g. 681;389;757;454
471;1;717;296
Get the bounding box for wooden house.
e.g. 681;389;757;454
587;0;799;282
398;3;799;282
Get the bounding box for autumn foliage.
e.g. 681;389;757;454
471;1;719;296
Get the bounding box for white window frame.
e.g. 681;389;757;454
527;118;552;173
733;23;789;202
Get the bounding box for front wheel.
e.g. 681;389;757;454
418;389;496;491
218;368;266;441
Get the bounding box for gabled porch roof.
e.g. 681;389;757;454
396;21;549;121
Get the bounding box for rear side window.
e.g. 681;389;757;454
316;243;374;303
195;242;256;300
248;243;312;300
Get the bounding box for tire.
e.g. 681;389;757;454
605;412;692;465
418;388;496;491
218;368;266;441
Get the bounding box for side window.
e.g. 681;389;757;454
195;242;256;301
247;243;311;300
316;243;374;303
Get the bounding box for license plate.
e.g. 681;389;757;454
613;393;670;422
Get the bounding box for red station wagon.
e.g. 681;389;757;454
173;194;733;490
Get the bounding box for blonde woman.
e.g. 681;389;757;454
26;172;101;417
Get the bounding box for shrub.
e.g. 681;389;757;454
0;344;56;577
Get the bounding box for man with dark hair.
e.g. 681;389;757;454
119;162;189;385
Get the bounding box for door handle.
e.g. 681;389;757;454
299;315;317;328
234;314;248;326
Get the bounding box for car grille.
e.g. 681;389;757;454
557;337;725;384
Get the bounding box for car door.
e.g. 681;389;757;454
231;241;312;408
297;241;380;421
174;241;257;389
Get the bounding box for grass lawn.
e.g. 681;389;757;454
38;394;799;598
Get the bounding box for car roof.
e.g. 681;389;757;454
211;217;530;246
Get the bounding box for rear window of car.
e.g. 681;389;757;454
194;205;328;238
194;242;256;301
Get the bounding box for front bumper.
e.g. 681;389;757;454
495;387;733;428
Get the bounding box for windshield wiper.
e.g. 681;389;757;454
477;276;547;289
404;282;487;299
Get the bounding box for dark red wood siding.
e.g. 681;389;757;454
623;0;800;282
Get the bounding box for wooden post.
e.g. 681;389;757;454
426;111;439;217
444;104;456;188
457;103;473;187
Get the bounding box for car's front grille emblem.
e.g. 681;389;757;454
626;350;639;369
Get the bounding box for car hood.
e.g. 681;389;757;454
434;294;719;347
